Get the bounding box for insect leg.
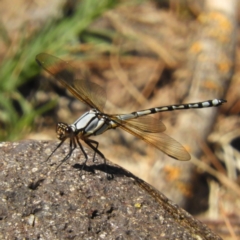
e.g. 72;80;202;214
45;139;66;162
56;137;76;169
76;137;88;164
84;139;104;161
84;139;112;179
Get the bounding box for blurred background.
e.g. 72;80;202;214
0;0;239;238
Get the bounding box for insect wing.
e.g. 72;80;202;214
36;53;106;111
115;115;166;133
116;118;191;161
74;80;106;112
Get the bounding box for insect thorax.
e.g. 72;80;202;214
67;109;115;137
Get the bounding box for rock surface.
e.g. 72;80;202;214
0;140;221;239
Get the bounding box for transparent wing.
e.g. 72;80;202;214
113;117;190;161
36;53;106;112
114;115;166;133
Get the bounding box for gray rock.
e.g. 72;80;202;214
0;140;221;240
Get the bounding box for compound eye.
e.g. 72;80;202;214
66;127;71;133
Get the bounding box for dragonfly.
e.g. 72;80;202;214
36;53;226;172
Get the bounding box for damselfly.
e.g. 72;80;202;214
36;53;226;169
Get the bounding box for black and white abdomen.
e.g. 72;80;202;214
71;109;113;137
